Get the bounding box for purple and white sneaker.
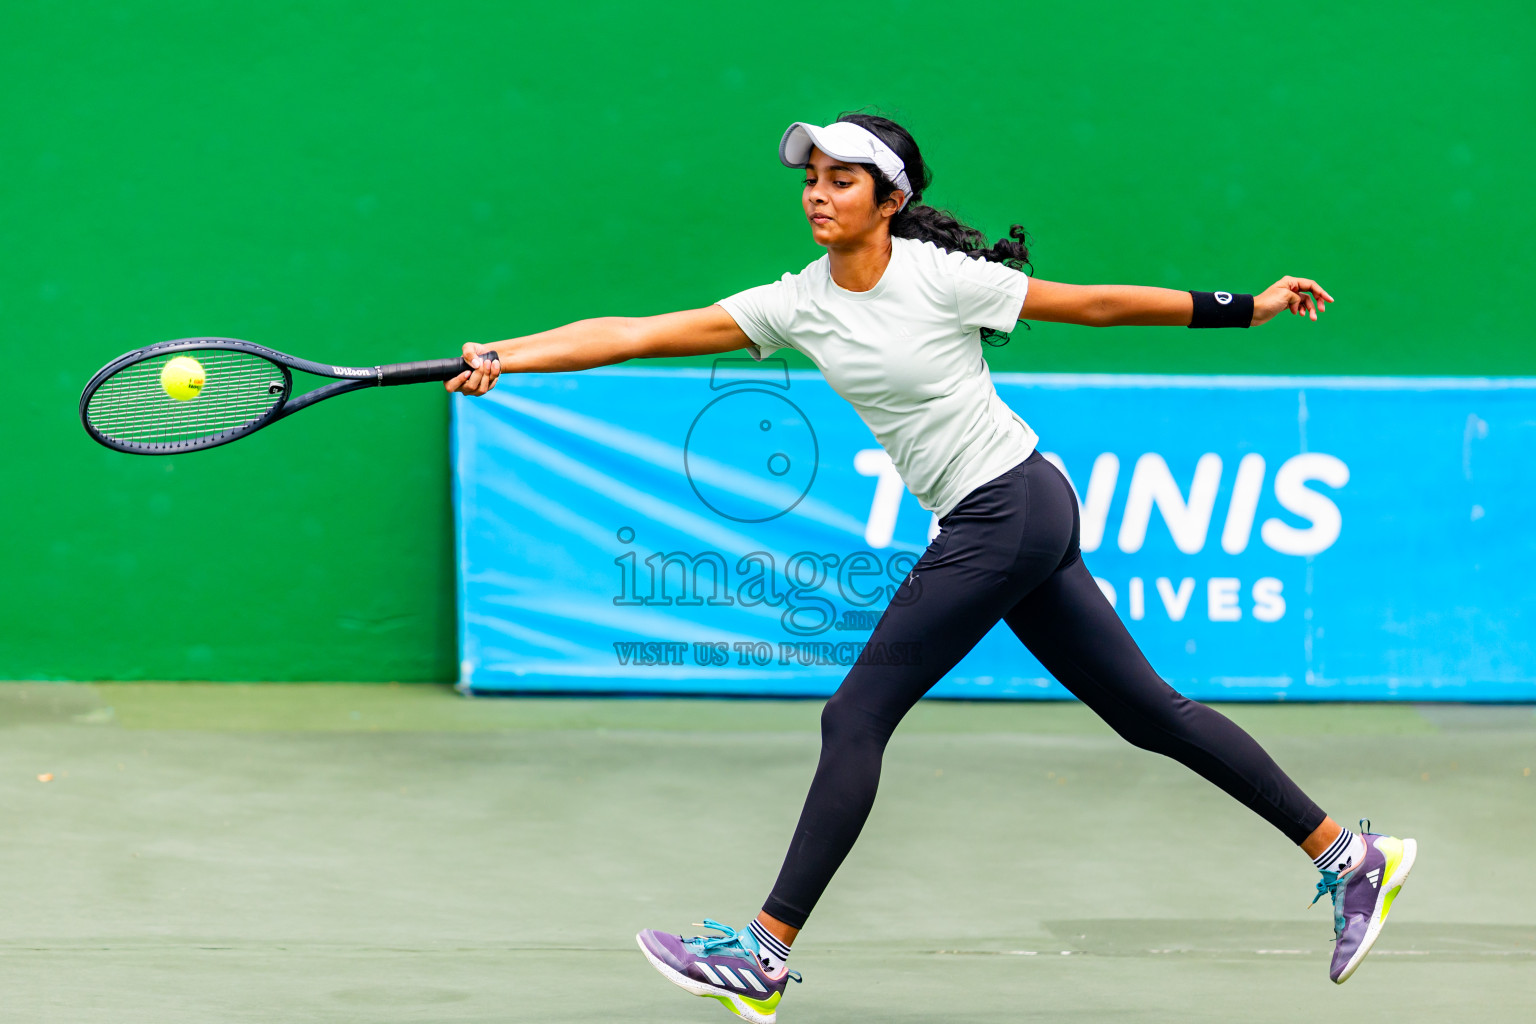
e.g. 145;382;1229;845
637;919;801;1023
1312;822;1417;983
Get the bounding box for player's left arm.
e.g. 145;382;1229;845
1019;276;1334;327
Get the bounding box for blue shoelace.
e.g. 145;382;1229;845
1310;876;1349;941
1310;874;1345;908
685;921;802;983
686;920;752;957
1310;819;1372;935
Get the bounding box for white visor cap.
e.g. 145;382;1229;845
779;121;914;212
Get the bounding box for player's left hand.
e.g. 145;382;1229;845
1253;277;1334;326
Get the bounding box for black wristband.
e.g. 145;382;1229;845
1188;290;1253;328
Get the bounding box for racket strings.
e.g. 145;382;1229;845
86;351;287;444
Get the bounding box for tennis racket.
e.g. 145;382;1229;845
79;337;496;454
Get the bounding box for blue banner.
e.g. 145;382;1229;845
453;364;1536;701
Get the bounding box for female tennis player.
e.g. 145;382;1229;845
447;113;1415;1022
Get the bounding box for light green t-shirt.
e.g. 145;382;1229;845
718;236;1037;519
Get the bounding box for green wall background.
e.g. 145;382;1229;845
3;2;1530;682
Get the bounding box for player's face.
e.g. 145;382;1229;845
801;148;893;248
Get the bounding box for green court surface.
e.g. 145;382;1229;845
2;684;1531;1023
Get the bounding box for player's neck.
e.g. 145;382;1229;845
826;235;893;293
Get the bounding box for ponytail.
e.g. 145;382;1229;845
837;112;1031;345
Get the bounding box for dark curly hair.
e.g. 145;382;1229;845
837;112;1031;345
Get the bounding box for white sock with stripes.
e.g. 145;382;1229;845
1313;828;1366;876
748;919;792;973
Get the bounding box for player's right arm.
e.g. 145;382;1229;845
446;305;751;395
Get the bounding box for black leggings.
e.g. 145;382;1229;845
761;451;1327;930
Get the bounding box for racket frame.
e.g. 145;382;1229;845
79;337;479;455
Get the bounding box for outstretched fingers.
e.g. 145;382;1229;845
1253;276;1336;327
1286;277;1334;321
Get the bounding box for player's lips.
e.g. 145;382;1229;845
810;214;833;224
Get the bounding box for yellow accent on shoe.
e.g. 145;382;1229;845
1383;885;1402;918
706;989;781;1020
1372;836;1405;919
1374;835;1404;871
740;991;782;1013
708;994;743;1018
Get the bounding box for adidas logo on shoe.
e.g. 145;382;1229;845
1365;868;1381;889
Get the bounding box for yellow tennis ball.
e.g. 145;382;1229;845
160;355;206;402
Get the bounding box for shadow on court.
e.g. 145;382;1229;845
1;684;1531;1022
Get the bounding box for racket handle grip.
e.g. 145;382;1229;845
378;351;498;386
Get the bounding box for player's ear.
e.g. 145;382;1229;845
879;190;906;219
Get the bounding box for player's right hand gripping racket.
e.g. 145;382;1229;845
80;337;496;454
